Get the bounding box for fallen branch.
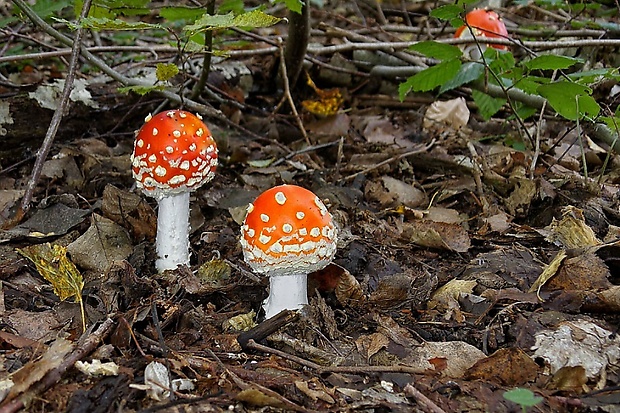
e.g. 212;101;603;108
7;0;91;227
0;318;115;413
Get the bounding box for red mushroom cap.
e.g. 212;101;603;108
240;185;338;277
454;9;509;50
131;110;218;200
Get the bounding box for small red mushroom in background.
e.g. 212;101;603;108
240;184;338;319
131;110;218;272
454;9;509;57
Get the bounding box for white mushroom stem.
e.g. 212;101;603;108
263;273;308;319
155;192;190;272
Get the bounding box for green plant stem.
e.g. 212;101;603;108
190;0;215;100
284;0;309;87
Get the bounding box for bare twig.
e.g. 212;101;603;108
404;383;447;413
245;339;426;375
6;0;92;228
204;348;314;413
190;0;215;100
0;318;115;413
341;139;436;182
277;40;310;145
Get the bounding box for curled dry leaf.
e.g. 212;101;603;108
235;388;286;409
101;184;157;241
401;220;470;252
465;347;540;386
67;214;133;273
546;252;611;291
423;97;470;130
355;332;390;362
333;266;365;307
546;366;588;393
546;206;601;249
428;279;477;323
528;250;567;296
224;311;257;332
365;176;426;208
404;341;486;378
295;378;336;404
369;273;412;309
504;178;537;217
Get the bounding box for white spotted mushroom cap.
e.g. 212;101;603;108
131;110;218;201
240;185;338;277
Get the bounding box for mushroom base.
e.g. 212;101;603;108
263;273;308;319
155;192;190;272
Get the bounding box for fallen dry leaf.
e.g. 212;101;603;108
5;338;74;402
355;332;390;362
546;206;601;249
423;97;470;130
404;341;486;378
18;243;85;331
401;220;471;252
465;347;540;385
546;252;611;291
531;320;620;381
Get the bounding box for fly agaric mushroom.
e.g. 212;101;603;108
240;185;338;319
454;9;509;57
131;110;218;272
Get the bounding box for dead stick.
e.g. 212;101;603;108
277;40;310;145
245;339;426;375
204;348;315;413
0;318;115;413
341;139;436;182
404;383;447;413
5;0;92;228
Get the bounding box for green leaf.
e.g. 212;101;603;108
399;59;461;99
159;6;205;22
472;89;506;120
524;55;581;71
65;16;163;30
282;0;304;14
429;4;463;21
218;0;245;14
117;84;166;95
33;0;72;19
537;81;600;120
184;12;235;33
439;61;485;93
81;0;149;18
410;41;462;60
184;10;281;34
156;63;179;82
569;68;620;83
600;116;620;132
232;9;282;28
503;388;543;408
486;49;515;73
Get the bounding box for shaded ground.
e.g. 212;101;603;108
1;1;620;412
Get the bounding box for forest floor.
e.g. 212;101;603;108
1;1;620;412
